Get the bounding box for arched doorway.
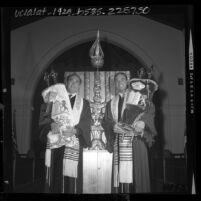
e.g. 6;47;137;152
30;40;149;185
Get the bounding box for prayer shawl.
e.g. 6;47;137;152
41;84;83;179
111;90;147;187
111;91;132;186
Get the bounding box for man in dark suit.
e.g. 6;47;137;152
39;73;92;193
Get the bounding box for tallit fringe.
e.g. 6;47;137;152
119;161;133;183
63;158;78;178
45;149;51;167
113;165;119;187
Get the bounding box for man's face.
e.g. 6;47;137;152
66;75;81;94
115;74;127;93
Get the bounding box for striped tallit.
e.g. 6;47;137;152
63;137;80;178
111;91;134;186
113;133;133;187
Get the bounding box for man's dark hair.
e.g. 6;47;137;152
65;73;82;85
114;72;128;82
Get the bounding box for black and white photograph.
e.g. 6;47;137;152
1;4;196;196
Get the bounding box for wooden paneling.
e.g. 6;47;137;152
83;150;113;194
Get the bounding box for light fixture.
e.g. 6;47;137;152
89;30;104;69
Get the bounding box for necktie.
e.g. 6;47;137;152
69;95;76;108
118;95;124;122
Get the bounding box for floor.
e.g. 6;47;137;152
10;155;188;194
14;177;186;194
